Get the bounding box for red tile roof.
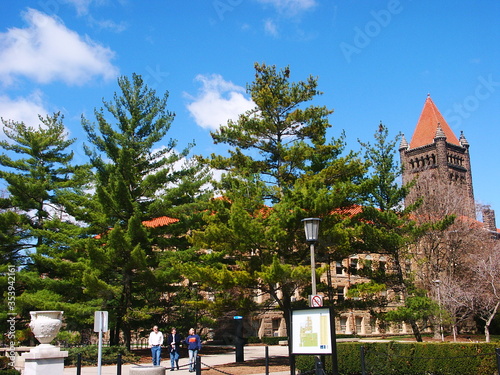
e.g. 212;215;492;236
409;95;460;149
142;216;179;228
95;216;179;238
334;205;364;216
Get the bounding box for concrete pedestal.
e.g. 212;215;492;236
129;365;166;375
21;344;68;375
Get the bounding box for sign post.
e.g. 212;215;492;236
94;311;108;375
234;316;244;363
291;307;338;375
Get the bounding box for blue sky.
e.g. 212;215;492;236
1;0;499;220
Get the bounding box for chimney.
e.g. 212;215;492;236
482;207;497;233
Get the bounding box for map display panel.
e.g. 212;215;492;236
291;307;332;355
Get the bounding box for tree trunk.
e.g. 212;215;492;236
433;323;441;340
112;316;122;346
484;301;500;343
123;324;131;351
409;320;422;342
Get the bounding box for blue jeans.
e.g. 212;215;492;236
188;349;198;371
151;345;162;366
170;350;179;369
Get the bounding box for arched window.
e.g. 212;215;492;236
379;256;387;273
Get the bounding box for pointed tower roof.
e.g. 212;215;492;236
409;95;460;149
399;134;408;151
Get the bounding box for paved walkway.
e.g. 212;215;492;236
62;345;291;375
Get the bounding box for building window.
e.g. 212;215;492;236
405;260;411;274
272;319;281;337
396;322;403;333
363;255;372;270
336;261;343;275
370;317;377;333
337;286;345;302
340;317;347;334
355;317;363;334
379;256;386;273
350;258;358;275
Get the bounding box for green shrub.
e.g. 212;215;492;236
261;336;287;345
294;342;499;375
0;357;11;370
247;336;262;344
65;345;139;366
0;356;20;375
55;330;82;346
0;369;21;375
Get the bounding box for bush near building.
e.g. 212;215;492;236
296;342;499;375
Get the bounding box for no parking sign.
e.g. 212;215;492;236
309;294;323;307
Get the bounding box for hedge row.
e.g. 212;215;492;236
295;342;499;375
65;345;139;366
0;355;20;375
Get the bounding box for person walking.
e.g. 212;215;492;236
167;327;183;371
148;325;164;366
184;328;202;372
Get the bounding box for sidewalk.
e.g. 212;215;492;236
62;345;291;375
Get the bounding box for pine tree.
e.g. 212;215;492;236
191;63;365;337
0;113;94;327
81;73;211;348
355;124;454;341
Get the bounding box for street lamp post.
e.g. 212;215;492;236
301;218;339;375
302;218;321;298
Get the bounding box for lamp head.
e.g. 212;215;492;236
302;218;321;242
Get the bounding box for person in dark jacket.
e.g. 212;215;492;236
167;327;183;371
184;328;202;372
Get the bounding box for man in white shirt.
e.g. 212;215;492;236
148;325;164;366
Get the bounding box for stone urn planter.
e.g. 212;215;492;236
29;311;63;345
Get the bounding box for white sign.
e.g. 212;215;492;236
291;308;332;355
94;311;108;375
94;311;108;332
309;295;323;307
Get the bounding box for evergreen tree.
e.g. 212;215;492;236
0;200;28;266
191;63;365;337
81;73;211;348
0;113;94;328
354;124;454;341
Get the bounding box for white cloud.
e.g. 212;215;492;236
0;8;119;86
88;16;127;33
264;19;279;37
0;91;49;135
256;0;317;16
64;0;95;16
186;74;255;131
